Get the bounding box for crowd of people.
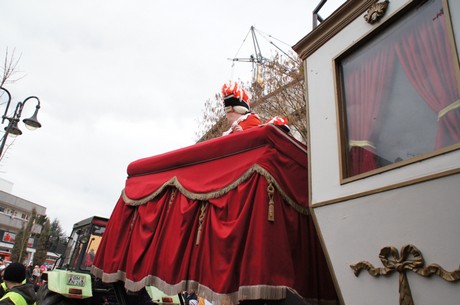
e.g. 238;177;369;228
0;260;38;305
26;264;48;292
0;259;80;305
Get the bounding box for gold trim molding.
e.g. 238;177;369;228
364;0;390;24
350;245;460;305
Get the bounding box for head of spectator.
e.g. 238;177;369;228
3;262;26;288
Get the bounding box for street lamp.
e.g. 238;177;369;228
0;87;42;159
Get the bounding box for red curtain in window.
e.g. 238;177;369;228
395;5;460;148
344;48;395;176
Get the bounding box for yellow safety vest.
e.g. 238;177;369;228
0;290;34;305
0;282;7;295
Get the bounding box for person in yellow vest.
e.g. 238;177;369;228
0;262;36;305
0;282;6;299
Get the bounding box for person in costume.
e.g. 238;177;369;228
0;262;36;305
264;115;291;134
221;81;261;136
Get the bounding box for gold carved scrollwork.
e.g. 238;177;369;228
364;0;390;24
350;245;460;305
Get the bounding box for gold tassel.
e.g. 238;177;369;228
167;188;177;214
196;202;208;245
267;182;275;222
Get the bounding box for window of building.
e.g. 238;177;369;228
337;0;460;179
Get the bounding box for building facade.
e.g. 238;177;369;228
0;189;46;263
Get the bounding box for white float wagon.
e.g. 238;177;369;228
293;0;460;304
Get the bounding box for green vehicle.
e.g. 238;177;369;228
44;216;181;305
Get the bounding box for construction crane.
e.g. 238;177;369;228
229;26;297;87
229;26;266;86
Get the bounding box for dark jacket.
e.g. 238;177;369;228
0;283;36;305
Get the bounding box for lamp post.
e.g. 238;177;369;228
0;87;42;159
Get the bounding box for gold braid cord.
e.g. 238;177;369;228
350;244;460;305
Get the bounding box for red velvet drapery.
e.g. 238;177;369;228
92;125;338;305
344;47;396;176
395;2;460;148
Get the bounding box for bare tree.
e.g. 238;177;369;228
249;52;306;142
0;47;23;88
0;48;25;162
195;92;227;141
196;51;306;143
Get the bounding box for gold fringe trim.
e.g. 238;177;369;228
349;140;376;149
438;99;460;121
121;164;309;215
91;265;321;305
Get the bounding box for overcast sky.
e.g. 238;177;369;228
0;0;342;235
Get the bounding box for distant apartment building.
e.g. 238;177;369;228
0;179;46;263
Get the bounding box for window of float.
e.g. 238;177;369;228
335;0;460;181
445;0;460;61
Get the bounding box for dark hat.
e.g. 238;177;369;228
3;262;26;283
